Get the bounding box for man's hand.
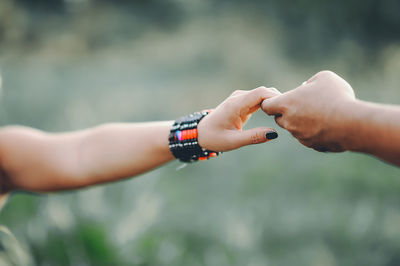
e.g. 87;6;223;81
261;71;356;152
198;87;281;152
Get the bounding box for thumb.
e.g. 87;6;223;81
231;127;278;148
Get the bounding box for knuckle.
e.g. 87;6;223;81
316;70;336;79
265;87;279;96
254;86;276;95
251;131;265;144
254;86;267;92
250;134;258;144
231;90;244;96
254;86;279;100
251;87;268;97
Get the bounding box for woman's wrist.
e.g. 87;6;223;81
157;121;176;159
168;111;219;162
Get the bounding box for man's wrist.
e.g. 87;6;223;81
324;98;360;152
339;99;372;153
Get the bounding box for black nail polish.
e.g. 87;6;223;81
266;131;278;140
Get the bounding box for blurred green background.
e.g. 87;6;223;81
1;0;400;265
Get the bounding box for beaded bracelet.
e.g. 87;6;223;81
169;111;220;163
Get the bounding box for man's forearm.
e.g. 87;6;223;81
344;100;400;166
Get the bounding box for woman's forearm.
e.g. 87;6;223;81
77;121;175;186
0;122;175;192
0;87;280;193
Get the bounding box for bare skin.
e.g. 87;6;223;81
0;87;280;194
261;70;400;166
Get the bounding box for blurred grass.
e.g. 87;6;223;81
0;0;400;265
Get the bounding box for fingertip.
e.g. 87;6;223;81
236;127;276;147
254;86;282;97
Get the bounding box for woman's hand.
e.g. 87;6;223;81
0;86;280;193
198;87;281;152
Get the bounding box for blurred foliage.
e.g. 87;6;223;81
0;0;400;265
1;0;400;61
212;0;400;59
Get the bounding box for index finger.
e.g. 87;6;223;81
239;86;282;111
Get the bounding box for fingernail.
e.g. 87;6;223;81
266;131;278;140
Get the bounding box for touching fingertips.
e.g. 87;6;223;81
254;86;282;95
